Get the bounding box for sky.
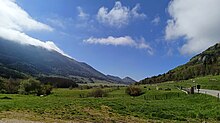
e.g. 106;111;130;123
1;0;220;81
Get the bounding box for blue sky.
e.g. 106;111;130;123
1;0;220;81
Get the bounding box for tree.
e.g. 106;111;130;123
19;78;53;95
125;86;143;96
19;78;41;95
88;88;107;98
36;84;53;96
4;77;20;94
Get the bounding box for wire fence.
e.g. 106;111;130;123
142;92;186;100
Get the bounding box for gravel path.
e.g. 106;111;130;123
194;89;220;98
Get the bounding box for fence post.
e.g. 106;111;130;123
178;93;180;98
166;94;167;99
218;93;219;101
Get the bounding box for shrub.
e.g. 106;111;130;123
19;78;41;95
19;78;53;95
165;88;171;91
0;78;53;95
4;78;20;94
37;84;53;96
88;88;107;98
43;84;53;95
38;77;78;88
158;88;163;90
0;78;4;90
79;85;92;90
216;116;220;121
125;86;143;96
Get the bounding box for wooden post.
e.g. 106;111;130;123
190;87;194;94
218;93;219;101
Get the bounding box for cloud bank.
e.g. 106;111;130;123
0;0;70;58
165;0;220;55
97;1;146;28
84;36;153;55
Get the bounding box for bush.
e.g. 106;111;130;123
125;86;143;96
158;88;163;90
19;78;53;95
165;88;171;91
4;78;20;94
79;85;92;90
88;88;107;98
43;84;53;95
37;84;53;96
38;77;78;88
19;78;41;95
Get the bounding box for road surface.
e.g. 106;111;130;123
194;89;220;98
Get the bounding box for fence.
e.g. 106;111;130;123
142;92;186;100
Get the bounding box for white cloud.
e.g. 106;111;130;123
131;4;146;19
137;37;154;55
152;16;160;25
97;1;146;28
47;18;65;29
77;6;89;20
165;0;220;55
0;0;53;32
85;36;135;46
84;36;153;55
0;0;71;58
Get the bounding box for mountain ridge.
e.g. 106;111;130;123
0;38;136;84
107;75;137;84
0;39;106;79
139;43;220;84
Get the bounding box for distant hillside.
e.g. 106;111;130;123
0;39;108;80
107;75;136;84
122;77;137;84
107;75;123;83
139;43;220;84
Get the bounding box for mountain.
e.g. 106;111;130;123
107;75;136;84
0;39;108;80
107;75;123;83
122;77;137;84
139;43;220;84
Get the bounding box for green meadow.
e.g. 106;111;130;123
0;76;220;122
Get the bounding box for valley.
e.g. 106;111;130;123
1;0;220;122
1;35;220;123
0;75;220;122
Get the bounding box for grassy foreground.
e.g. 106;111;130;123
0;81;220;122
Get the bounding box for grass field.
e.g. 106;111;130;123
0;76;220;123
161;75;220;90
0;76;220;122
